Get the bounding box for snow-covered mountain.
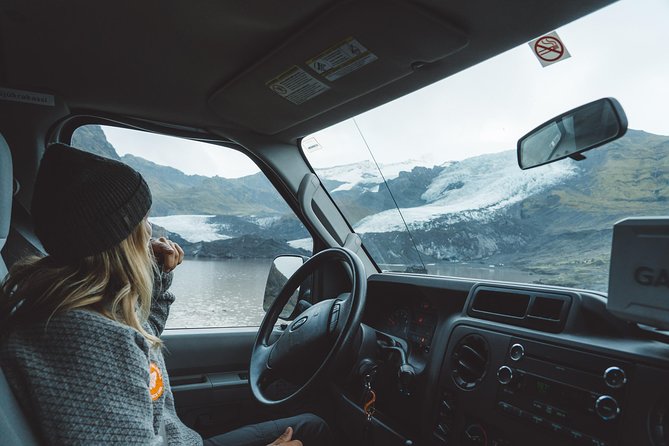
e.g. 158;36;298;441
149;215;229;242
150;214;309;247
354;150;576;233
315;158;439;192
149;150;577;242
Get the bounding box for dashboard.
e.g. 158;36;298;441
369;298;438;354
333;274;669;446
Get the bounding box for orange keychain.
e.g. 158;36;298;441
362;373;377;421
363;389;376;420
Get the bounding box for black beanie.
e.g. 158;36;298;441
31;143;152;261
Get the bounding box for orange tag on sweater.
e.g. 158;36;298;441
149;362;164;401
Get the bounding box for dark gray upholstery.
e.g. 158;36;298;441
0;134;41;445
0;133;11;279
0;368;40;445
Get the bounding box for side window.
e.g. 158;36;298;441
71;125;312;329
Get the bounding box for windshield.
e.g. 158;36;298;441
302;0;669;292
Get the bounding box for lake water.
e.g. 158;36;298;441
166;258;272;329
166;258;535;329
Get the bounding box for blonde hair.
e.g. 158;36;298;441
0;221;160;346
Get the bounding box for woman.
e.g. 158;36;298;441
0;144;331;445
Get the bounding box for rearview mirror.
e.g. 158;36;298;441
517;98;627;170
263;255;304;320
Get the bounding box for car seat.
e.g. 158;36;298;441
0;132;41;445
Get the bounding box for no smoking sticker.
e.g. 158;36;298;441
529;31;571;67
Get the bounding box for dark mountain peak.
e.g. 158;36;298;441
71;125;120;160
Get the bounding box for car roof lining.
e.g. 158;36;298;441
208;0;469;135
0;0;618;144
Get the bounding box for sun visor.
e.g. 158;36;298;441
208;0;468;135
608;217;669;329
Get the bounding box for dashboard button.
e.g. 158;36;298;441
497;366;513;385
554;408;567;419
548;422;565;434
567;429;585;442
603;366;627;389
588;438;610;446
595;395;620;421
530;414;545;425
509;343;524;361
497;401;514;413
531;400;544;412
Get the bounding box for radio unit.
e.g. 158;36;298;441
495;339;631;446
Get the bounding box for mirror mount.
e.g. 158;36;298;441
263;255;309;321
517;97;628;170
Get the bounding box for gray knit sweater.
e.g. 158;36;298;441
0;270;203;445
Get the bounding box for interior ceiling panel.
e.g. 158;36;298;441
0;0;618;142
208;0;468;135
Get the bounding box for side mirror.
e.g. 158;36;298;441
263;255;305;320
517;98;628;170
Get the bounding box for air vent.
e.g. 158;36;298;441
471;289;530;317
467;286;572;333
528;296;564;320
451;334;489;390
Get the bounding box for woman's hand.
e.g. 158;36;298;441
150;237;184;272
267;427;302;446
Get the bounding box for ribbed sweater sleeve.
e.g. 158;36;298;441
148;269;175;336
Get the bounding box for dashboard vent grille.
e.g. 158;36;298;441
468;286;572;333
471;289;530;317
451;334;489;390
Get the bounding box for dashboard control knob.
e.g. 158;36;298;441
509;343;524;361
463;424;488;446
595;395;620;421
603;366;627;389
497;366;513;385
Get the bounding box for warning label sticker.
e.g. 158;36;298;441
307;37;378;82
267;66;330;105
0;87;55;107
529;31;571;67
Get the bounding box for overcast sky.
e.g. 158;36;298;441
105;0;669;178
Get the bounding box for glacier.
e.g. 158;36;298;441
354;150;577;233
288;237;313;252
149;215;231;242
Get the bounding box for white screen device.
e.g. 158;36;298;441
608;217;669;329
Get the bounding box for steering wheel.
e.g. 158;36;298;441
249;247;367;405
